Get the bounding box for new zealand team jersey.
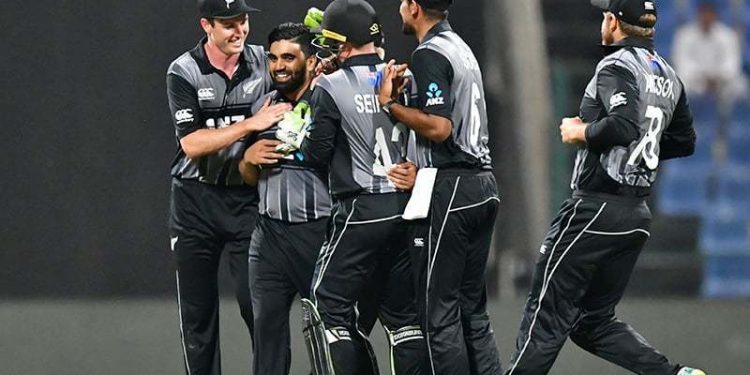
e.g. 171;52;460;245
302;54;410;197
167;38;272;186
248;90;331;223
411;21;492;170
572;37;695;197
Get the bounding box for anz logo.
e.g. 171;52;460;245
205;115;245;129
425;82;445;107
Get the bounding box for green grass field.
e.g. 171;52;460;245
2;298;747;374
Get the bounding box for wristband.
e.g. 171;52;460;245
381;99;398;115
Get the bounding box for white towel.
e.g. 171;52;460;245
402;168;438;220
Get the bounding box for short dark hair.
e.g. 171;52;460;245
267;22;315;57
408;0;448;20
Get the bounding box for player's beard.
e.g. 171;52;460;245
273;67;307;95
401;21;416;36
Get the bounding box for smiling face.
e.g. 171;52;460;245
268;39;315;95
201;14;249;57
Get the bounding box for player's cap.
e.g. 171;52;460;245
414;0;453;11
198;0;260;19
591;0;657;28
319;0;382;46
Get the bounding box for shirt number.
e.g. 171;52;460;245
627;105;664;170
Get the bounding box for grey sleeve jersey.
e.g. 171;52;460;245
573;45;692;194
413;29;492;169
310;57;408;196
167;42;271;186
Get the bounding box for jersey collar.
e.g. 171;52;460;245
601;36;655;56
340;53;383;69
422;20;453;44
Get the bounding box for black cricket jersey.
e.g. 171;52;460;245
167;37;272;186
411;21;492;170
572;37;696;197
301;54;410;197
248;89;331;223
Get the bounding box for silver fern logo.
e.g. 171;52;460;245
225;0;235;8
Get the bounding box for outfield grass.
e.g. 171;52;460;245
1;298;747;374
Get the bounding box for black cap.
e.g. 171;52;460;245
320;0;382;46
198;0;259;19
591;0;657;28
415;0;453;11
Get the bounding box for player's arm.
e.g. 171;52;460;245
167;73;290;159
299;87;340;167
562;65;642;151
659;86;696;160
378;50;454;142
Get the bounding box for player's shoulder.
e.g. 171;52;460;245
244;44;267;63
167;50;199;79
315;69;347;92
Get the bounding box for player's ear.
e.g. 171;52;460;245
305;54;317;72
200;18;212;33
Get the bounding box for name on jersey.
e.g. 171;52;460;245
355;94;382;114
425;82;445;107
645;74;675;100
205;115;246;129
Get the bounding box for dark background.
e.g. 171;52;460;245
1;0;487;297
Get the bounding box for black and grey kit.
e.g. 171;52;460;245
245;89;332;375
506;37;695;375
301;54;427;375
166;38;271;375
408;21;502;375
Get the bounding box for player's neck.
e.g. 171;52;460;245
284;81;312;103
204;42;241;78
416;18;442;43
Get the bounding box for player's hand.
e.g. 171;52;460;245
387;162;418;191
378;60;409;106
560;116;587;145
243;139;284;165
246;99;292;133
275;101;311;150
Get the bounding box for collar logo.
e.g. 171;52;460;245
225;0;235;8
425;82;445;106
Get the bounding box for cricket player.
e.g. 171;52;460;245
504;1;705;374
165;0;289;373
280;1;428;374
237;22;332;375
378;1;502;374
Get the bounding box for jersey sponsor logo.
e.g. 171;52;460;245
197;88;215;101
354;94;381;114
174;109;194;124
414;238;425;248
425;82;445;107
243;78;263;98
609;92;627;109
645;74;675;100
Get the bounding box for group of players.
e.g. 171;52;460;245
166;0;707;374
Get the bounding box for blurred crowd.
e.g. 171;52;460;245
655;0;750;298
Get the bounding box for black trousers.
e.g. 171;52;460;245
411;170;502;375
169;178;257;375
311;193;428;375
249;215;327;375
506;191;681;375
